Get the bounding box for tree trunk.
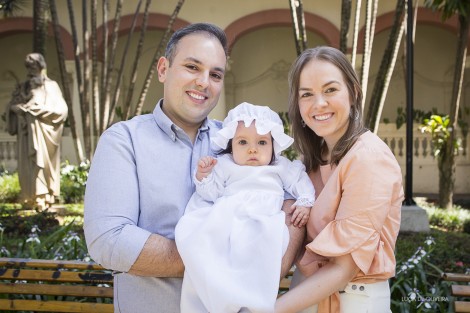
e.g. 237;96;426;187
438;146;455;210
289;0;307;56
366;0;406;133
91;0;100;139
49;0;85;162
360;0;378;111
441;6;470;209
107;0;143;127
66;0;93;160
350;0;362;67
134;0;185;116
33;0;48;56
101;0;123;132
297;0;307;52
123;0;153;121
100;0;109;131
339;0;352;54
47;0;189;160
81;0;91;158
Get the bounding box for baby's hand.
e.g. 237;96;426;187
290;205;311;227
196;156;217;181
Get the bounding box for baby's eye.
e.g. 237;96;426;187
259;140;268;145
238;139;247;145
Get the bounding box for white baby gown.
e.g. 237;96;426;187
175;154;315;313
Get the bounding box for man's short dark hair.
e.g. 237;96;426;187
165;23;228;65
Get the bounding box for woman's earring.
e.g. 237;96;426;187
301;120;306;128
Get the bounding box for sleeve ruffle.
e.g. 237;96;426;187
306;211;381;275
281;158;315;204
293;198;314;207
194;172;221;202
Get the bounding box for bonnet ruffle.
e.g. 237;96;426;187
212;102;294;155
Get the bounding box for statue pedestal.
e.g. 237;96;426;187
400;205;430;232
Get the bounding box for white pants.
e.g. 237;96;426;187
290;269;391;313
339;281;391;313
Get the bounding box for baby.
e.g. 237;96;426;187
175;102;315;313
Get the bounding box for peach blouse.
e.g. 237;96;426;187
297;131;404;312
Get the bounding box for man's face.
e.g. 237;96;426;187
157;33;227;133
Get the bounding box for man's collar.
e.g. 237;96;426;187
153;100;211;141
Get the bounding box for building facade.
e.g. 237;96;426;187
0;0;469;196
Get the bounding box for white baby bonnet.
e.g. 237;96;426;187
212;102;294;155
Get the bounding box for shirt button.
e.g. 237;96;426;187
352;285;357;290
359;286;365;291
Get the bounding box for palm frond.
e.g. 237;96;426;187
0;0;29;18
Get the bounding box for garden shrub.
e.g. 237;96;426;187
0;219;88;260
60;160;90;204
464;219;470;234
390;237;454;312
0;206;59;238
425;205;470;232
0;170;20;203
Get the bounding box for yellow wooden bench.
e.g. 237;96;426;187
0;257;113;313
279;269;294;294
442;272;470;313
0;257;295;312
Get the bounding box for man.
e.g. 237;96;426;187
6;53;68;210
84;23;303;312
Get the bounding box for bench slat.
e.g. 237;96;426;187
443;272;470;313
0;282;113;298
0;257;115;312
279;277;292;291
453;285;470;297
442;273;470;282
0;299;113;313
455;301;470;313
0;268;113;284
0;258;106;271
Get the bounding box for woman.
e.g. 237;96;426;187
275;46;404;313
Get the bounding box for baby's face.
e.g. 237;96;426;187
232;121;273;166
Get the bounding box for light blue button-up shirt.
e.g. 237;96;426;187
84;100;221;312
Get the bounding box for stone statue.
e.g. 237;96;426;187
5;53;68;210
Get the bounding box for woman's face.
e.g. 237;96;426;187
297;59;351;150
231;121;273;166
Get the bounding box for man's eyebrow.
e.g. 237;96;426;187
184;57;226;74
184;57;202;64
